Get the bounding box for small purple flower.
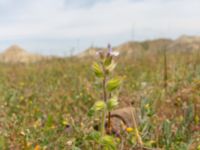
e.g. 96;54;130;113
108;43;112;53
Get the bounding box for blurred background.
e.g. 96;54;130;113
0;0;200;56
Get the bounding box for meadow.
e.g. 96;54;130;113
0;48;199;149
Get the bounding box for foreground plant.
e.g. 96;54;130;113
87;44;122;149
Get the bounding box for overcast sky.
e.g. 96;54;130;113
0;0;200;56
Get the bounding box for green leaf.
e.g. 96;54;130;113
86;131;101;142
45;115;54;128
106;77;122;92
100;135;116;150
104;56;112;66
197;144;200;150
184;102;194;126
107;97;118;111
92;62;103;78
87;108;95;117
72;146;81;150
0;136;6;150
162;119;172;148
106;62;116;73
163;119;171;138
93;101;106;111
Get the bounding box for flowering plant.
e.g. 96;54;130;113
87;44;122;149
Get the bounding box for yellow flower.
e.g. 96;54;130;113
51;125;56;129
34;145;40;150
116;137;120;143
62;120;68;126
20;82;25;87
126;127;133;133
144;104;150;109
179;115;184;122
20;96;24;101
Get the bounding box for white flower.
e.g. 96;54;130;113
110;51;119;56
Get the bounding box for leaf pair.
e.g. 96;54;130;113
92;60;117;78
107;77;122;92
88;97;118;117
92;62;103;78
87;132;116;150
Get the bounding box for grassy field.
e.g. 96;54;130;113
0;49;200;149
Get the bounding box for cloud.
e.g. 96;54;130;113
0;0;200;55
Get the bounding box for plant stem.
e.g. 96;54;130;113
101;109;106;136
103;75;107;102
164;47;168;92
129;104;143;147
101;65;107;136
107;112;111;133
107;93;112;133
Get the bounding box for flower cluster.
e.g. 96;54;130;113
96;44;119;59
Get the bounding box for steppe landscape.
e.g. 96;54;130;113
0;35;200;149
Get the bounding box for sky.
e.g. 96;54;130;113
0;0;200;56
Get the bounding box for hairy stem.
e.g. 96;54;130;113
101;109;106;136
107;93;112;133
101;65;107;136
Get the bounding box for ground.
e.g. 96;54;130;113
0;50;199;149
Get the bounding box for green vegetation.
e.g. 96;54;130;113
0;47;199;149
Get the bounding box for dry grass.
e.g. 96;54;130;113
0;44;199;149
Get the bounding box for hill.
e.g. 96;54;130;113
78;35;200;57
169;35;200;51
0;45;45;63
